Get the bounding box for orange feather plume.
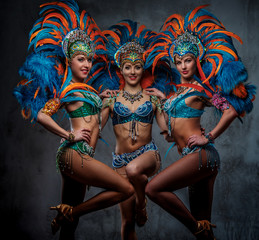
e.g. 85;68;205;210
36;39;60;48
118;22;133;35
54;62;65;76
59;83;97;99
205;53;223;75
204;38;229;47
190;16;217;32
136;25;147;38
177;83;213;98
197;23;224;33
80;10;86;30
188;4;210;22
53;87;57;98
42;13;70;32
17;79;30;86
21;109;31;119
232;83;248;98
152;52;168;74
103;30;120;45
202;58;216;84
163;14;184;31
34;87;40;99
61;59;69;87
141;71;154;89
206;30;243;44
208;43;238;60
41;2;77;29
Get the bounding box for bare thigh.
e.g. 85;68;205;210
59;149;131;193
125;150;161;178
148;149;218;192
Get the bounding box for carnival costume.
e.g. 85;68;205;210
147;5;255;115
146;5;255;170
89;20;172;167
13;0;107;170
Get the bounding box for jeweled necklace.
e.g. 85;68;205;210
176;86;188;95
122;90;143;104
176;79;196;95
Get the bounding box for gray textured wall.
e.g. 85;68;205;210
1;0;259;239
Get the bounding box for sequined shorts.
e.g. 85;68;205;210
181;143;220;170
112;140;158;168
56;140;95;172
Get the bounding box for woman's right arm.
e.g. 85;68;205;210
101;100;110;130
37;111;91;142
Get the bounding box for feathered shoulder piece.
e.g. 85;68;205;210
146;5;256;116
13;0;106;122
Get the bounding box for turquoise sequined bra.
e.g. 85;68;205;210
163;89;205;119
68;92;102;118
164;89;207;135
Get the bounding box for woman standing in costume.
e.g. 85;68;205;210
92;20;172;240
144;5;255;239
13;1;134;239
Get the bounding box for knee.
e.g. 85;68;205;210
126;165;146;183
126;184;135;198
125;164;139;180
145;182;157;200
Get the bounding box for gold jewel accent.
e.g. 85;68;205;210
41;98;61;116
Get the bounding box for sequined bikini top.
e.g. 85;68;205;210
163;89;205;119
68;92;102;118
112;100;154;125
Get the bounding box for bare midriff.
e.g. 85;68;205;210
113;123;152;154
171;117;202;153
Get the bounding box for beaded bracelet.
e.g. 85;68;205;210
160;98;167;110
205;132;215;143
68;132;75;142
160;98;167;105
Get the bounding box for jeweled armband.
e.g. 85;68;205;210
211;93;230;111
103;97;115;108
151;95;165;113
41;98;61;116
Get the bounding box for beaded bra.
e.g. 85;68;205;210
112;101;154;125
164;89;208;135
106;94;161;141
68;92;102;118
163;89;205;119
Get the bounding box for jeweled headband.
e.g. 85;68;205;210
114;40;145;68
169;31;205;62
62;29;95;60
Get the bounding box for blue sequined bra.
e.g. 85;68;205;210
163;89;205;119
164;89;207;135
112;101;154;125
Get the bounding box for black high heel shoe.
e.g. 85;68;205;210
50;204;73;235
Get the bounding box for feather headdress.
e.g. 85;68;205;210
87;19;174;95
146;5;255;115
13;0;107;122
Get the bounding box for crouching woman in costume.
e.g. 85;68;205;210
13;1;134;239
93;20;171;240
144;5;256;240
